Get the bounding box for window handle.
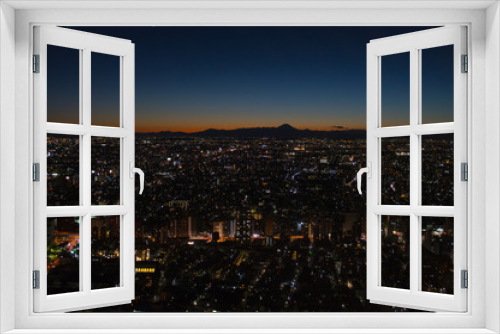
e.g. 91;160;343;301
357;162;371;195
130;162;145;195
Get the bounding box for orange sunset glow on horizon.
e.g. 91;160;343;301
135;123;367;133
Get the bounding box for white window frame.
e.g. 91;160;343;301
33;26;136;312
0;1;499;333
366;26;467;312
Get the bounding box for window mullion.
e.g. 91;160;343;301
409;48;420;295
81;213;91;293
82;130;91;294
78;48;84;294
82;48;92;294
82;48;91;210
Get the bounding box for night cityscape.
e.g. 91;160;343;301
46;127;454;312
44;26;455;312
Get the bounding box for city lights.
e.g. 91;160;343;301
47;131;453;312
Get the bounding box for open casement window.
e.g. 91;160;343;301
33;26;139;312
362;26;467;312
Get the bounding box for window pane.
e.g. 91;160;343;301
47;45;80;124
47;134;79;206
421;134;454;206
92;52;120;127
381;215;410;289
422;217;454;294
91;137;120;205
91;216;120;290
381;137;410;205
421;45;454;124
47;217;80;295
381;52;410;127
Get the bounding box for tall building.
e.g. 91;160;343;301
235;211;253;243
264;219;276;237
188;216;197;238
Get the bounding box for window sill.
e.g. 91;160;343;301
4;329;498;334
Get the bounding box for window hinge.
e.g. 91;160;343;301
461;54;468;73
33;163;40;182
33;270;40;289
461;162;468;181
33;54;40;73
461;270;468;289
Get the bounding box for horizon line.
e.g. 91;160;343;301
135;124;367;134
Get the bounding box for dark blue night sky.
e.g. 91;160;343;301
48;26;453;132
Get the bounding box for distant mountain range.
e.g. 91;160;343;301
138;124;366;140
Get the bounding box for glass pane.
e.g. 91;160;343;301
91;216;120;290
47;217;80;295
91;137;120;205
381;137;410;205
422;134;454;206
381;52;410;127
381;215;410;289
47;45;80;124
422;217;454;294
421;45;454;124
47;134;79;206
92;52;120;127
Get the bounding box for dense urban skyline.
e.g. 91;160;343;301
47;134;454;312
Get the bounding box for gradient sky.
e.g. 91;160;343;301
47;26;453;132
